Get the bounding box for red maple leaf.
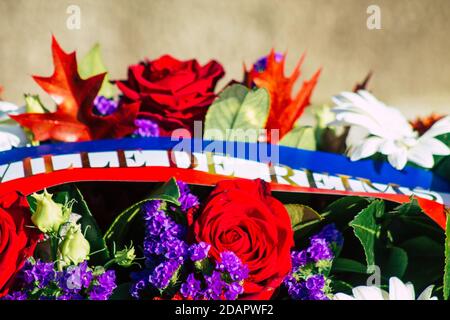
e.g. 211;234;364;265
244;50;321;143
11;36;139;142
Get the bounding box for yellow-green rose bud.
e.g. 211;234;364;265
31;189;67;233
60;224;90;265
114;245;136;267
24;94;47;114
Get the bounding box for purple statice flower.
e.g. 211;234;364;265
3;258;116;301
143;202;169;237
143;200;184;240
311;223;344;248
305;274;325;291
163;239;188;262
188;242;211;262
142;200;187;262
224;282;244;300
94;96;118;116
58;262;93;292
216;251;249;282
3;291;28;300
88;270;117;300
134;119;160;137
307;238;333;262
23;260;56;288
180;273;202;299
56;293;84;300
284;279;307;300
305;275;329;300
149;260;180;289
284;225;342;300
291;250;309;269
130;279;147;299
203;271;225;300
253;52;284;72
176;181;199;212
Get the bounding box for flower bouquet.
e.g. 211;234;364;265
0;36;449;301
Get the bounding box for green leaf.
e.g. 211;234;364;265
390;198;422;216
103;178;181;248
204;84;269;142
444;213;450;300
400;235;444;291
383;246;408;279
349;200;384;267
330;279;354;295
69;187;110;265
27;195;37;214
331;257;368;274
79;44;116;98
284;204;322;231
321;196;371;228
434;155;450;183
279;126;316;150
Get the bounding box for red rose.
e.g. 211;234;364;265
117;55;225;135
193;179;294;300
0;192;42;297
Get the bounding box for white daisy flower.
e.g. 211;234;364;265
0;101;28;152
333;277;437;300
330;90;450;170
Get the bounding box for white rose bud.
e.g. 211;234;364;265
31;189;67;233
60;224;90;265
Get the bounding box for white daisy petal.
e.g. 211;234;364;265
0;101;25;122
421;115;450;139
417;285;435;300
388;149;408;170
389;277;415;300
333;293;356;300
330;91;448;171
0;131;20;151
357;90;386;106
334;277;437;300
352;286;385;300
345;126;370;148
0;125;28;151
407;146;435;168
379;140;397;155
348;136;383;161
333;112;387;137
405;283;416;300
417;137;450;156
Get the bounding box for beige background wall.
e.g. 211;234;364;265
0;0;449;119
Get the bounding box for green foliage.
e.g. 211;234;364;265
321;194;445;294
28;186;110;265
349;200;384;266
331;257;368;274
285;204;323;231
444;213;450;299
79;44;116;98
60;186;110;265
383;246;408;279
279;126;316;150
103;178;180;249
204;84;269;142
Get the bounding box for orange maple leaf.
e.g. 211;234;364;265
244;50;321;143
11;36;139;142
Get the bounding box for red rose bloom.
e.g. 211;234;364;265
0;192;42;297
193;179;294;300
117;55;225;135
